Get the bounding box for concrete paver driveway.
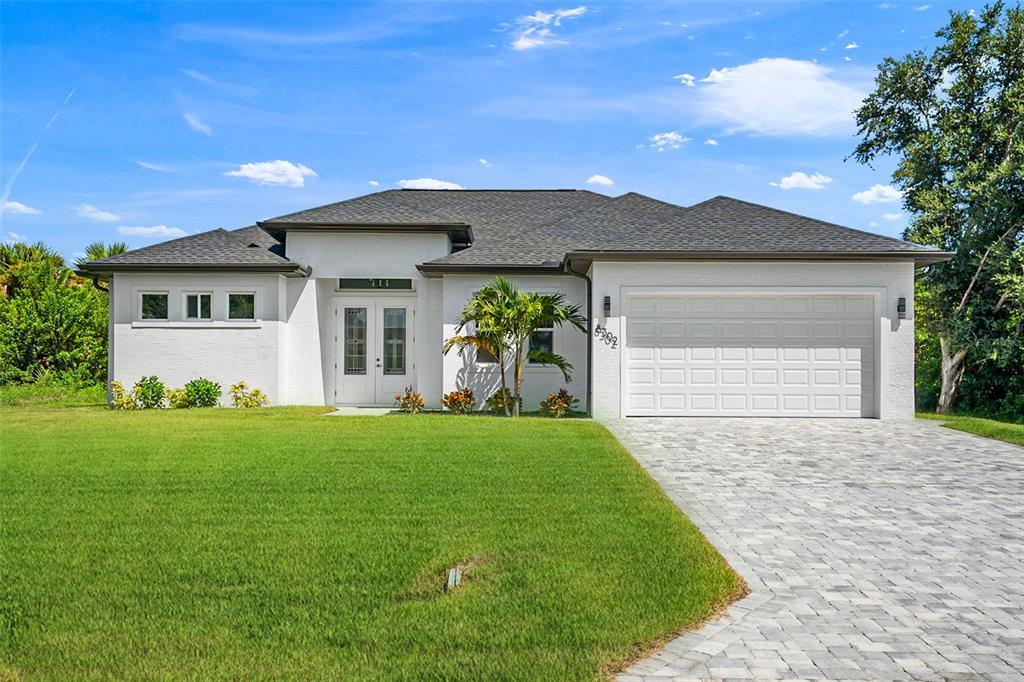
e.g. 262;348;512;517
611;419;1024;681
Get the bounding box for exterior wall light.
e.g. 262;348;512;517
897;297;907;319
603;295;611;317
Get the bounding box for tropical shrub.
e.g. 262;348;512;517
229;381;269;408
441;387;476;414
485;388;516;414
132;376;165;409
165;387;189;409
394;386;424;413
0;252;107;386
539;389;579;418
183;378;221;407
109;380;136;410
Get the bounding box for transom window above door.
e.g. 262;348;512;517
184;292;212;320
338;278;413;291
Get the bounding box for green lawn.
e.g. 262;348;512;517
917;412;1024;447
0;406;742;681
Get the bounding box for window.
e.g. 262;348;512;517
528;326;554;364
140;293;168;320
228;293;256;320
338;278;413;290
382;308;406;375
184;293;212;320
344;307;367;375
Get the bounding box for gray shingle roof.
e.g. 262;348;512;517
80;227;303;272
82;190;949;272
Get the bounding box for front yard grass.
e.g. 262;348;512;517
0;406;742;681
917;412;1024;447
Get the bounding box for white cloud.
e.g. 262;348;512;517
673;73;696;87
693;58;866;136
182;112;212;135
4;231;28;243
74;204;121;222
117;225;188;239
135;160;174;172
1;200;41;215
509;6;587;50
397;178;463;190
586;174;614;186
368;180;380;187
224;160;317;187
882;212;904;220
844;56;853;62
845;42;859;49
648;131;691;151
704;138;718;146
770;171;833;190
852;184;903;204
837;29;850;38
914;4;931;9
478;158;493;167
869;221;880;227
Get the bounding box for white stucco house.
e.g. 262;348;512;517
79;189;951;420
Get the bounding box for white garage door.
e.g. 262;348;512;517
625;293;876;417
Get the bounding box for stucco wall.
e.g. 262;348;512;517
284;231;450;279
589;261;916;421
441;273;588;411
109;273;285;403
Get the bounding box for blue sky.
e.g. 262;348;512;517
1;1;970;261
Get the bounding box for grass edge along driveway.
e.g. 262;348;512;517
917;412;1024;447
0;407;744;681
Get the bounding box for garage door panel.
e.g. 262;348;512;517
625;293;875;417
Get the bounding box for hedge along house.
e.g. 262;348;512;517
79;189;951;419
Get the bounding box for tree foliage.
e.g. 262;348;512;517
852;2;1023;415
0;241;110;386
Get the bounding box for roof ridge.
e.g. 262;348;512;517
697;195;938;251
615;191;687;210
261;189;402;222
398;188;582;192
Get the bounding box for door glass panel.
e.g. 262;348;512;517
382;308;406;376
344;308;367;375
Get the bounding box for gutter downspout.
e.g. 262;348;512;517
564;260;593;417
90;277;109;293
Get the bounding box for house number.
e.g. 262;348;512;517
594;324;618;348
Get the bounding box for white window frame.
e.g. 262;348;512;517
226;291;257;321
182;291;213;321
138;291;170;321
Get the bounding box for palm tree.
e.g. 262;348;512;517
0;241;64;297
74;241;128;269
443;278;514;415
444;277;586;416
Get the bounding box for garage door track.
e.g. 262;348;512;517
611;418;1024;681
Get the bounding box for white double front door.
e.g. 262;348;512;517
335;300;415;405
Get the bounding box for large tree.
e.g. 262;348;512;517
852;3;1023;413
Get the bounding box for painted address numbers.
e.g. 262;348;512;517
594;324;618;348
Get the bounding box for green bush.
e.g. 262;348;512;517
441;387;476;414
229;381;268;408
539;389;579;418
394;386;424;413
184;378;221;407
485;388;516;414
0;257;107;385
132;376;165;409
